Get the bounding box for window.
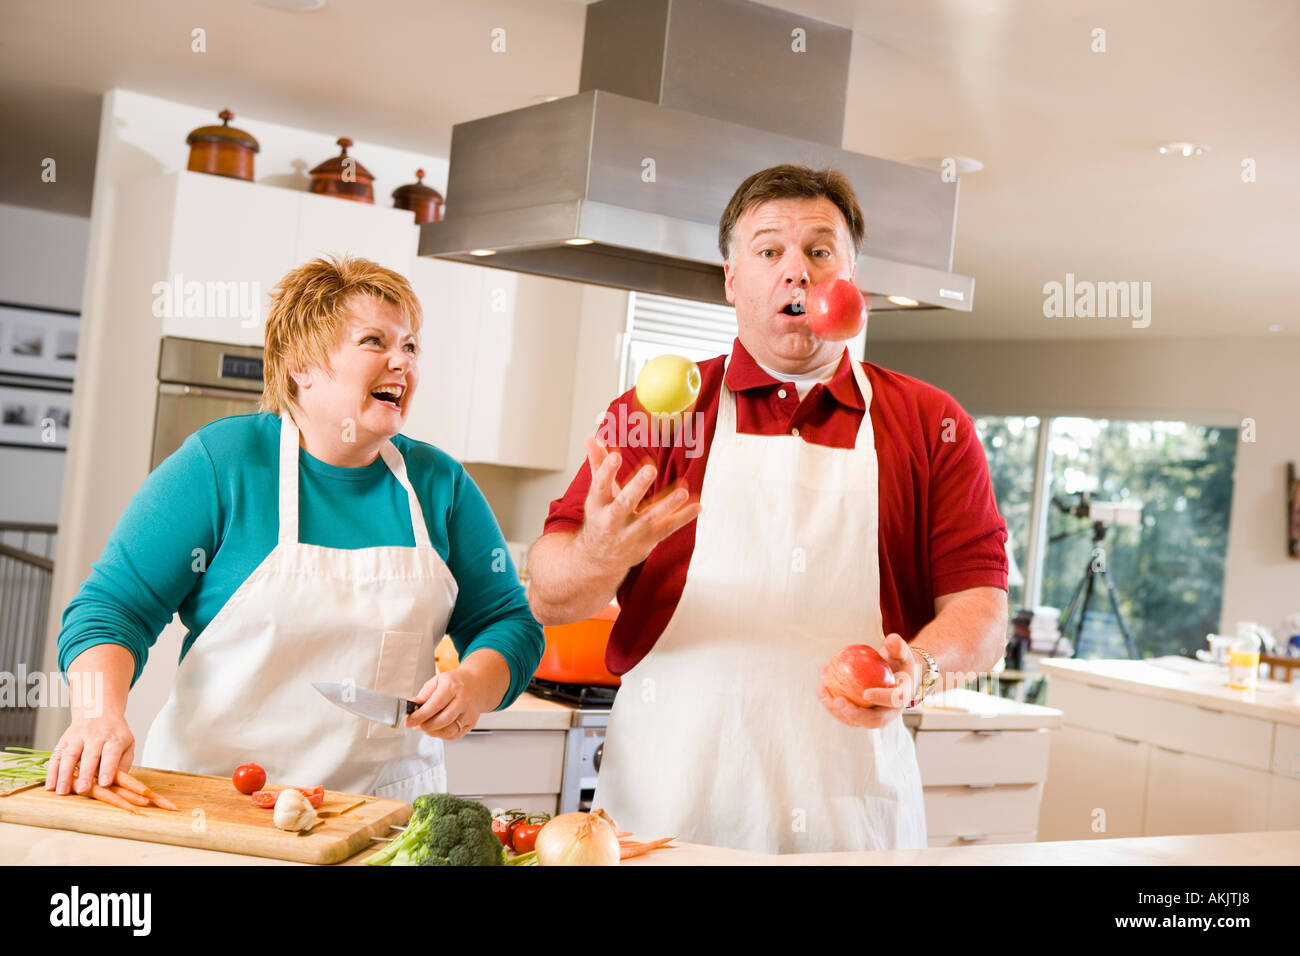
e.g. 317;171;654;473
976;414;1238;660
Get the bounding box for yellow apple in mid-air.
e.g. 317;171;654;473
635;354;702;417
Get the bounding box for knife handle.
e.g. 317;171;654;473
405;699;418;715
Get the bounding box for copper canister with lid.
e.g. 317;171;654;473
391;168;444;224
308;137;374;203
185;109;259;181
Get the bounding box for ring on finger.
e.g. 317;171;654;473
454;717;464;734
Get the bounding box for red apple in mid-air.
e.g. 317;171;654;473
804;278;866;340
825;643;896;707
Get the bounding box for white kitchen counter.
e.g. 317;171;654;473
474;691;576;731
1039;656;1300;727
480;686;1062;733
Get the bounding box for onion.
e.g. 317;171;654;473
533;809;621;866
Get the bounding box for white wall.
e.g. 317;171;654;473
34;89;449;749
863;336;1300;638
0;203;89;526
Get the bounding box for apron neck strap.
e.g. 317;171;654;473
719;346;873;436
277;414;433;549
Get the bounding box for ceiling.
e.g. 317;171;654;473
2;0;1297;341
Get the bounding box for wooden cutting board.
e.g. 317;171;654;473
0;767;410;864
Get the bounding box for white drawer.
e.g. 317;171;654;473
455;793;559;818
443;730;565;795
1048;679;1272;771
913;728;1051;786
1273;723;1300;778
923;783;1043;836
927;830;1036;848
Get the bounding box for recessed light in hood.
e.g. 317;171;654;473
419;0;975;313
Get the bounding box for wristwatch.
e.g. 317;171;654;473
908;645;939;708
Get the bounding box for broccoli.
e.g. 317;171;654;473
365;793;506;866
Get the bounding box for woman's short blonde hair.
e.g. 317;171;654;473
261;255;423;414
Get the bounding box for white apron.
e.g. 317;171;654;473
143;414;459;802
592;350;928;853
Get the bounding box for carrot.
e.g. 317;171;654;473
619;836;676;860
89;784;140;814
116;769;178;810
109;785;150;807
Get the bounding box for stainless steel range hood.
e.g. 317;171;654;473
419;0;974;312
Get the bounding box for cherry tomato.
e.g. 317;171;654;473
510;820;545;854
297;786;325;809
492;810;526;847
232;763;267;795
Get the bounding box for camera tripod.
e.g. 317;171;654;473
1051;519;1138;659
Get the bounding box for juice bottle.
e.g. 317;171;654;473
1227;622;1262;690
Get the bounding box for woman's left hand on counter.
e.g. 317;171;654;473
405;669;484;741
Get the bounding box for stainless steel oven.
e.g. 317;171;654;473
151;337;264;470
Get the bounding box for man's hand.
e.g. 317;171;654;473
817;633;922;729
575;435;702;572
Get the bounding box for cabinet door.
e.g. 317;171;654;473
401;257;481;459
1266;775;1300;830
442;730;565;795
1143;746;1270;836
1038;724;1149;841
295;191;416;276
464;272;581;469
166;172;299;345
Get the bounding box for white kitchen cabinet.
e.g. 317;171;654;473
403;256;581;470
1038;724;1150;841
1142;745;1270;837
163;172;300;346
442;729;566;814
1266;775;1300;830
147;171;420;347
295;189;415;276
1038;660;1300;841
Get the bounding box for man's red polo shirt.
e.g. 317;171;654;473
542;337;1008;675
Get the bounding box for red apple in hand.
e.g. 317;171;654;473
825;643;896;707
805;278;866;341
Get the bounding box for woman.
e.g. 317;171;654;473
50;255;543;803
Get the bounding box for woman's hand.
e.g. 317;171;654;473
405;670;484;742
817;633;921;729
46;711;136;795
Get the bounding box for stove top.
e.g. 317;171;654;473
527;678;617;710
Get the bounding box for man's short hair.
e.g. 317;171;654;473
717;164;866;263
261;255;422;414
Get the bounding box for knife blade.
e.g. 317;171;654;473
313;681;418;728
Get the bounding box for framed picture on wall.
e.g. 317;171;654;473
0;302;79;381
1289;462;1299;559
0;384;72;450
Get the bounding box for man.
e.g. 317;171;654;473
527;164;1009;854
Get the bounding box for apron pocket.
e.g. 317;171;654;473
367;630;436;740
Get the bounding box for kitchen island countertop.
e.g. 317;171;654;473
1;821;1295;865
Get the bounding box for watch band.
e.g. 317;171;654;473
908;644;939;708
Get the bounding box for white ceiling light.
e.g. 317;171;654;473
1157;141;1211;157
887;295;919;307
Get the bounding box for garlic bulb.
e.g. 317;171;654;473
273;788;318;832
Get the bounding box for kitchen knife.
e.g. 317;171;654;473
313;681;418;729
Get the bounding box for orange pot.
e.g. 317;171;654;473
535;603;621;687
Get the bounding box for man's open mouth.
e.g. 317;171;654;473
370;384;405;410
781;302;806;316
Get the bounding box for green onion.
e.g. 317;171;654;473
0;747;52;783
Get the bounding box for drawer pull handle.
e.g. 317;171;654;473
973;730;1001;737
957;833;988;842
1084;683;1111;691
1114;735;1142;744
964;783;997;789
467;729;494;735
1155;744;1185;755
1196;704;1223;714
